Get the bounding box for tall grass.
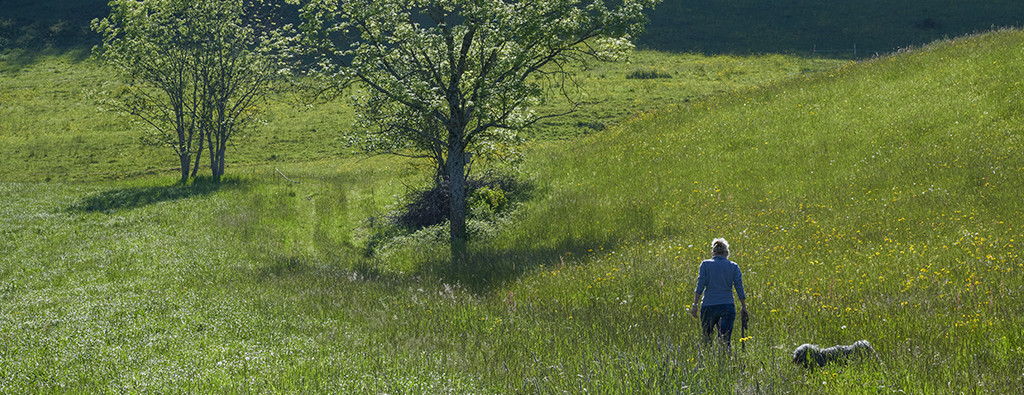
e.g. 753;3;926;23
477;30;1024;391
2;31;1023;392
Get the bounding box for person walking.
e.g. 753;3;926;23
689;238;748;348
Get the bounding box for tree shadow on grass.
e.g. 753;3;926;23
255;253;314;280
233;233;632;301
428;199;659;294
249;251;390;286
419;234;630;295
67;177;247;213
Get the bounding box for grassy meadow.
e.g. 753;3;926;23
0;50;843;182
3;23;1024;395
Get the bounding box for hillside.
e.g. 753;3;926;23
490;29;1024;391
1;26;1023;394
0;51;844;181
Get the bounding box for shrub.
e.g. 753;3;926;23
470;186;508;218
359;171;532;256
393;172;529;230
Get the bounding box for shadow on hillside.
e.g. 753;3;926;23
0;47;93;73
68;177;246;213
420;235;630;295
233;229;627;296
250;251;390;286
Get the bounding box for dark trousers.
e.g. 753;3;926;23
700;304;736;346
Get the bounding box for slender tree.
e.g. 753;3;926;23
294;0;658;262
93;0;286;183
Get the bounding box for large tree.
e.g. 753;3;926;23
294;0;658;261
93;0;285;183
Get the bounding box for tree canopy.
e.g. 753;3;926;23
293;0;659;262
92;0;287;182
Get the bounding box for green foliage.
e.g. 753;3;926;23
297;0;659;161
0;54;358;182
295;0;661;247
361;171;529;260
470;186;508;218
91;0;286;182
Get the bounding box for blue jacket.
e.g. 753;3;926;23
694;255;745;306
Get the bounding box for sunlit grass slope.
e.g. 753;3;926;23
2;31;1023;392
482;29;1024;391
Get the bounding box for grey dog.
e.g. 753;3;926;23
792;340;874;367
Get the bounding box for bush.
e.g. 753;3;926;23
470;186;508;218
392;182;450;230
359;171;532;256
393;172;529;230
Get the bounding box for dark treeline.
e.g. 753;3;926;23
4;0;1024;57
644;0;1024;57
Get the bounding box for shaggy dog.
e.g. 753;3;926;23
792;340;874;368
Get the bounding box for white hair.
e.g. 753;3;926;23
712;238;729;257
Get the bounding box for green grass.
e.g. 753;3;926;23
481;30;1024;391
0;55;358;182
0;51;844;182
3;29;1024;393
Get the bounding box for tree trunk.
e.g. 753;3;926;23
207;128;219;183
178;151;191;184
215;143;226;182
209;132;227;183
211;145;221;183
447;138;468;267
191;131;205;179
175;112;190;183
435;156;447;191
